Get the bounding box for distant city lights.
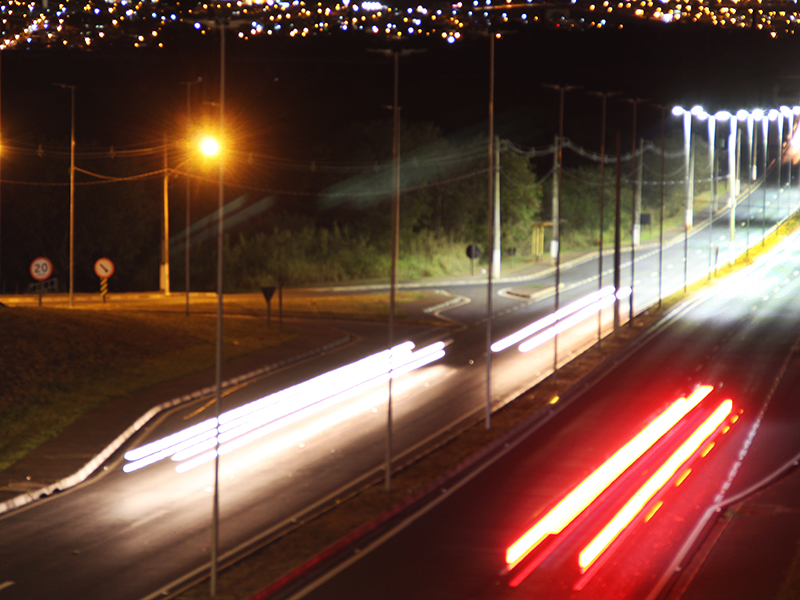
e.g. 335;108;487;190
0;0;799;51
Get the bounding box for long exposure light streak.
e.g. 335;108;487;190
516;287;631;354
577;399;733;580
505;385;713;574
491;286;617;353
123;340;445;473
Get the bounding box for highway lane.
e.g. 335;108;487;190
0;185;796;599
286;225;800;600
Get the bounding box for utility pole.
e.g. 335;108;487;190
368;46;422;489
161;135;170;295
614;132;622;332
622;97;645;325
181;76;202;316
588;91;619;342
544;83;578;371
55;83;76;308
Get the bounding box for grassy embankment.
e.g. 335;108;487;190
0;291;426;474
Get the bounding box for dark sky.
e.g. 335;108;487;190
2;22;797;160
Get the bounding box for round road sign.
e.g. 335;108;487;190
30;257;54;281
94;258;115;279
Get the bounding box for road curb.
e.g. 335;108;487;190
0;335;353;517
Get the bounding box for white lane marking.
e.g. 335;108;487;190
0;582;14;592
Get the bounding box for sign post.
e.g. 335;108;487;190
30;257;53;307
261;286;276;325
94;258;115;303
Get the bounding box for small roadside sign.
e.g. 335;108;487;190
94;258;115;279
30;257;53;281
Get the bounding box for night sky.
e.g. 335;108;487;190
2;23;796;157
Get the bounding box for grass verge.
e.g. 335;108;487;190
0;290;431;475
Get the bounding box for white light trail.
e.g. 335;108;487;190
518;287;631;354
492;286;617;353
123;341;445;474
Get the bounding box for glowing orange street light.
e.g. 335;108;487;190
200;136;220;157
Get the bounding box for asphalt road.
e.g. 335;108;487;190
285;208;800;600
0;185;797;599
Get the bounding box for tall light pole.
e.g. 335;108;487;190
181;77;202;316
196;17;242;596
671;105;694;294
658;105;666;307
775;108;784;225
622;96;645;325
742;109;755;254
389;48;400;484
161;135;170;295
367;46;420;488
486;33;496;429
56;83;76;308
212;23;225;597
761;109;770;244
726;111;738;263
589;91;618;341
782;105;794;225
0;49;3;294
697;108;715;278
544;83;578;372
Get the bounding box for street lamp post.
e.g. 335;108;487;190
56;83;76;308
671;105;695;293
623;97;645;326
196;17;238;597
700;109;715;278
761;110;770;244
589;90;618;341
368;46;420;489
212;24;225;597
181;77;202;316
544;83;577;371
743;110;755;254
0;49;3;294
784;107;794;223
726;112;738;263
775;109;784;225
161;135;170;295
487;33;495;428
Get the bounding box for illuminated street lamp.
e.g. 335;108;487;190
200;136;220;157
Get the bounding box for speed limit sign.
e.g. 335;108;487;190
30;257;53;281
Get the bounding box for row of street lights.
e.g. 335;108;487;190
671;103;800;268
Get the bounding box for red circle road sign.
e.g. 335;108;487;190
30;257;53;281
94;258;115;279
